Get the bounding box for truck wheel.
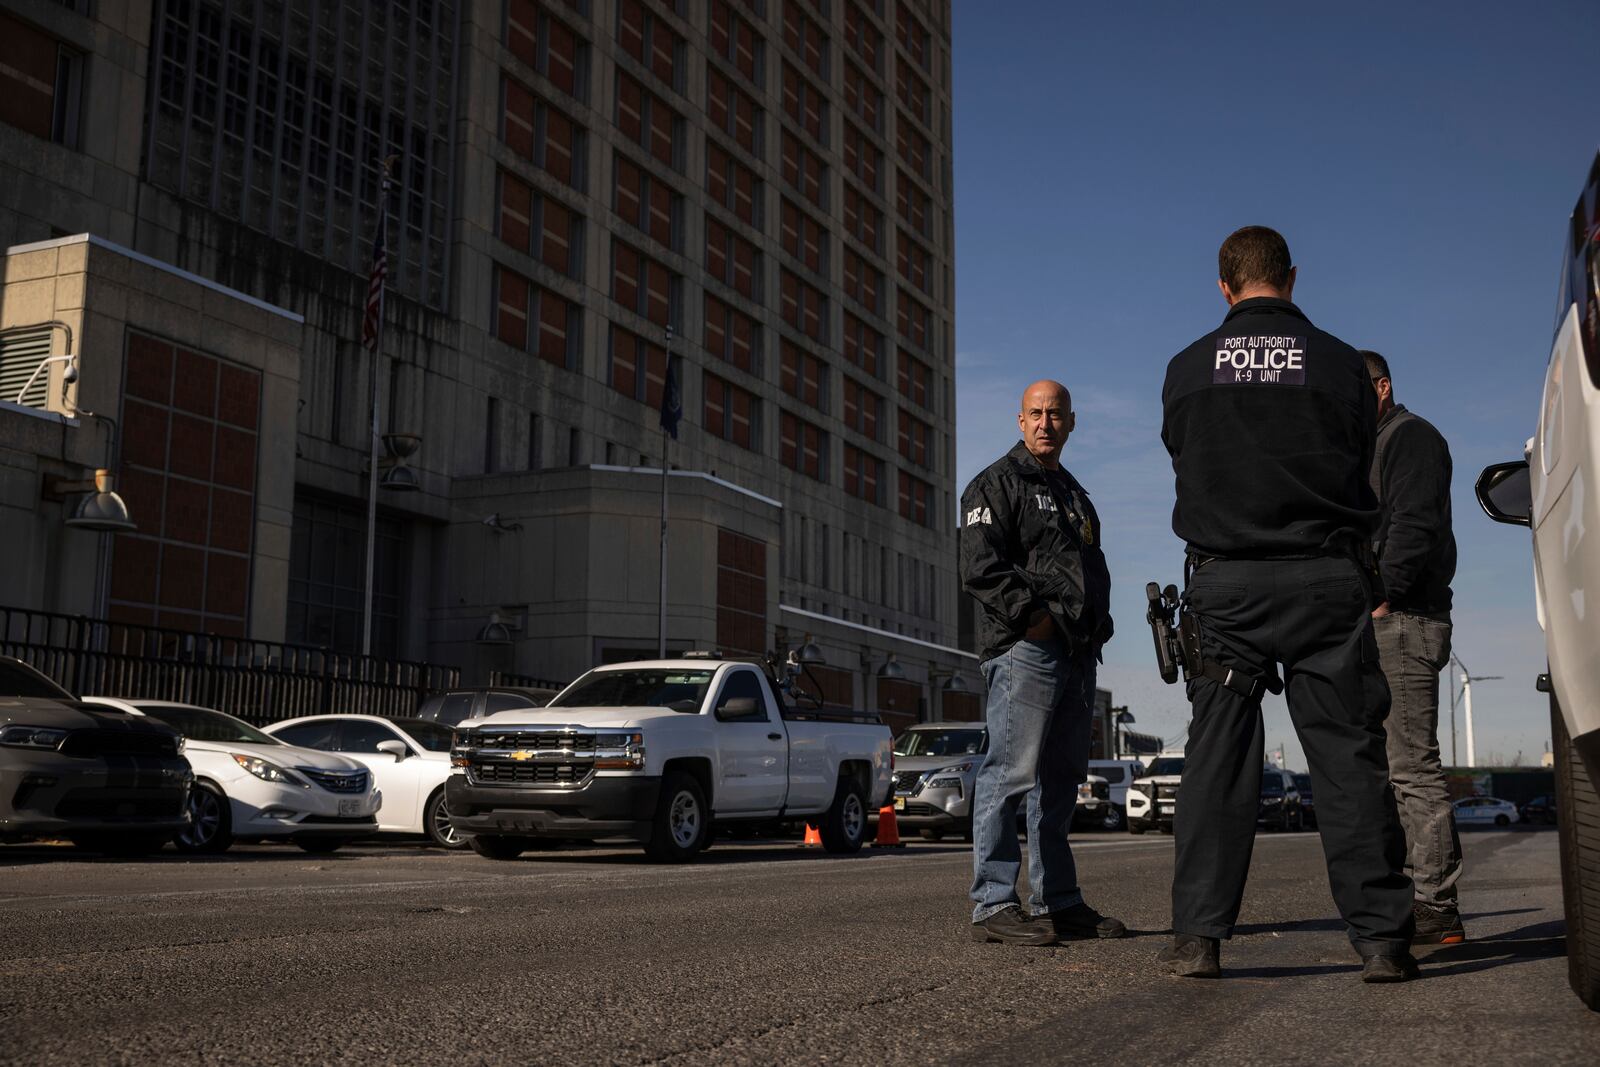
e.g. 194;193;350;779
1553;693;1600;1009
174;781;234;854
470;835;532;861
424;788;469;850
820;775;867;854
643;770;709;863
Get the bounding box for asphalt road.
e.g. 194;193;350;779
2;827;1595;1065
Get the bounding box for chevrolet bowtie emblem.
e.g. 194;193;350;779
507;750;535;762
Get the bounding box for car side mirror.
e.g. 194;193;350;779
375;739;409;761
1475;461;1531;526
715;697;761;721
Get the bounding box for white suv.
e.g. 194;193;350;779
1475;151;1600;1011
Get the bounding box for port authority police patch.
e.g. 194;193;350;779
1212;334;1307;385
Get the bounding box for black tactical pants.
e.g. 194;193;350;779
1172;557;1415;957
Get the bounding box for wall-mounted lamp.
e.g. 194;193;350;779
53;468;136;532
941;672;968;693
367;431;422;492
877;653;906;679
474;610;514;646
789;633;825;667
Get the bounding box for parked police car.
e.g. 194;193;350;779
1475;150;1600;1011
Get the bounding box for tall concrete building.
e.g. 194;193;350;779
0;0;976;727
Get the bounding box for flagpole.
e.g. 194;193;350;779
657;327;672;658
361;157;395;659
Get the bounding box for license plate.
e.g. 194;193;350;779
1159;803;1175;812
338;798;365;817
893;797;906;811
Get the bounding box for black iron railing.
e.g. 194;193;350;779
0;605;459;724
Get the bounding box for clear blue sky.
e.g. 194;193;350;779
950;0;1600;770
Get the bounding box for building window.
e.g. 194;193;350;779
495;264;580;367
895;0;929;71
843;444;882;505
706;217;761;300
897;291;930;354
898;469;931;526
780;339;827;412
842;60;881;133
706;63;763;158
704;294;759;373
843;1;882;73
896;54;930;126
780;197;827;277
844;184;883;255
704;373;759;450
782;0;830;79
504;76;587;190
485;397;500;473
717;527;767;655
613;151;681;249
897;408;931;469
706;142;762;229
897;114;931;182
843;312;883;377
842;246;882;315
779;268;827;343
709;0;763;86
609;324;669;408
507;0;589;101
616;70;683;171
612;240;679;327
897;229;930;294
843;377;883;441
843;121;881;194
286;495;403;656
780;60;827;146
0;11;84;147
896;169;930;239
497;170;585;278
780;128;826;209
528;412;543;469
780;411;827;481
897;349;931;409
617;0;685;93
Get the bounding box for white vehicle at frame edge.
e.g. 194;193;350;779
1126;755;1185;835
264;715;465;849
83;698;381;855
446;652;893;863
1474;148;1600;1012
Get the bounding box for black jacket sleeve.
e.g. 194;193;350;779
1378;420;1450;604
959;475;1038;635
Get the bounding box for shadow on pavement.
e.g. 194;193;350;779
1232;907;1540;937
1418;920;1567;977
495;842;973;866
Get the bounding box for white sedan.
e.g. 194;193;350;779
82;698;381;854
264;715;463;849
1453;796;1521;827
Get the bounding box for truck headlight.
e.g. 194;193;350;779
595;732;645;770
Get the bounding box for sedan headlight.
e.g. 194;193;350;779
595;732;645;770
0;724;68;749
231;753;299;783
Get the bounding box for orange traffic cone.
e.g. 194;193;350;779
873;805;905;847
802;823;822;846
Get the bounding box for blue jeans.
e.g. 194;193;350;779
970;636;1096;922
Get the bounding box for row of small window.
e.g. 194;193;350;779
784;520;948;623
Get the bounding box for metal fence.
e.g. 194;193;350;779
487;669;568;691
0;605;459;724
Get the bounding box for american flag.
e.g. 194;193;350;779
361;169;391;353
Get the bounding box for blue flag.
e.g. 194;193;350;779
659;354;682;439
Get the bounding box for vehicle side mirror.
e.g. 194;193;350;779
1475;461;1531;526
375;739;409;761
715;697;761;721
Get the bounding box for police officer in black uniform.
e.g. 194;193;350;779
1157;226;1417;982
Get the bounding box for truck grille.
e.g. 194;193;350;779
470;761;593;786
58;729;181;759
299;768;370;794
893;770;924;794
471;730;597;755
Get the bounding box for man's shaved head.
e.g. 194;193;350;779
1017;380;1075;468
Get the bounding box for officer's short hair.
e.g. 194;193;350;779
1218;226;1293;292
1360;350;1392;383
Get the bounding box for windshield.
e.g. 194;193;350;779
894;728;986;758
1293;774;1313;795
548;669;717;712
136;704;279;745
1260;774;1285;797
1144;757;1184;777
392;718;455;752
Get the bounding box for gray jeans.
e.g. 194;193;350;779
1374;610;1462;908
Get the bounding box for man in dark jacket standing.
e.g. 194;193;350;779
959;380;1122;946
1158;227;1417;982
1363;349;1464;945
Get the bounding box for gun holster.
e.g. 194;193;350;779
1147;576;1283;702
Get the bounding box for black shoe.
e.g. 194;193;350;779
1361;952;1421;983
1037;901;1127;940
1158;934;1220;978
1411;901;1465;945
971;904;1058;946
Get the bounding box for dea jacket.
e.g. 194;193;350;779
1162;297;1380;559
960;441;1113;663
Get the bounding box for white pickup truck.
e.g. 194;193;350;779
445;656;894;862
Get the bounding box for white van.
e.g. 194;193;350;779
1475;150;1600;1011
